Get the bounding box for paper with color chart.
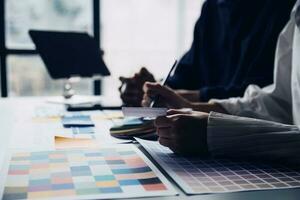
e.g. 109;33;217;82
137;138;300;194
62;115;95;127
122;107;167;118
1;145;177;200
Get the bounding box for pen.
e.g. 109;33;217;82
150;60;178;108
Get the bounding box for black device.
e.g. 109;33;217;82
29;30;110;79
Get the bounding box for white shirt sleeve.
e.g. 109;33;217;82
207;112;300;165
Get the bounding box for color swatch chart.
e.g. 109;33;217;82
2;145;176;200
61;114;96;139
137;139;300;194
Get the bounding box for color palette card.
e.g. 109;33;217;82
72;127;95;135
62;115;94;128
54;136;99;150
1;145;177;200
137;138;300;195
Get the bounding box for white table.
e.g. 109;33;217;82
0;97;300;200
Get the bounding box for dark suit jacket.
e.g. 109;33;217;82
167;0;296;101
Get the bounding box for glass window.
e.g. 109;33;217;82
101;0;203;99
4;0;203;98
8;55;93;96
0;56;2;95
5;0;93;49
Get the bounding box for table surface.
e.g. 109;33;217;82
1;97;300;200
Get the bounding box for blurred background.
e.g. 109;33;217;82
1;0;203;100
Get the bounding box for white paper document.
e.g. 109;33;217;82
1;145;177;200
122;107;168;118
136;138;300;195
47;95;102;106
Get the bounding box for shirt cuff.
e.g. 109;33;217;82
208;98;242;116
206;112;299;160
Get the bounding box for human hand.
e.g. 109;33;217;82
119;67;155;107
154;109;209;156
142;82;192;109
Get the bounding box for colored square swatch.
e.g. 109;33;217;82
137;138;300;195
3;145;176;199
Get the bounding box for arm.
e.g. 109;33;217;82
154;109;300;166
199;84;262;102
166;1;209;91
208;17;296;124
199;0;294;102
166;40;200;91
207;112;300;166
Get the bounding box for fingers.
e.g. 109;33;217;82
142;82;163;107
159;137;174;148
143;82;191;109
119;76;131;83
140;67;150;75
154;113;209;155
119;68;155;106
120;93;143;106
155;115;180;151
154;116;172;128
141;94;152;107
155;116;175;140
157;128;171;139
140;67;155;82
143;82;173;102
119;74;143;106
143;82;167;94
167;108;193;115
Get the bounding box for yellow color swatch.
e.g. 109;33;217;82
96;180;119;187
55;136;99;149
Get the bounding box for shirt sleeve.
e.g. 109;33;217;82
199;82;258;102
166;2;208;91
209;16;296;125
166;48;200;90
207;112;300;166
200;0;293;102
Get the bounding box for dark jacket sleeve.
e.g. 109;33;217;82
166;45;200;90
200;0;294;101
166;2;209;91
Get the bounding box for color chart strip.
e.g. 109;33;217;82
137;138;300;194
2;145;177;200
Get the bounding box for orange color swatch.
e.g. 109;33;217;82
55;136;99;149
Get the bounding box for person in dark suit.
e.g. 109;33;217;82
153;1;300;166
119;0;295;107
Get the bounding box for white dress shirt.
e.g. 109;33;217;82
207;1;300;165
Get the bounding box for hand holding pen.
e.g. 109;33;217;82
142;60;193;109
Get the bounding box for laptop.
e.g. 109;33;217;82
29;30;110;79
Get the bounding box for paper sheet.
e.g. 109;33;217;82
137;138;300;195
47;95;102;106
122;107;167;118
61;115;94;127
1;145;177;200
